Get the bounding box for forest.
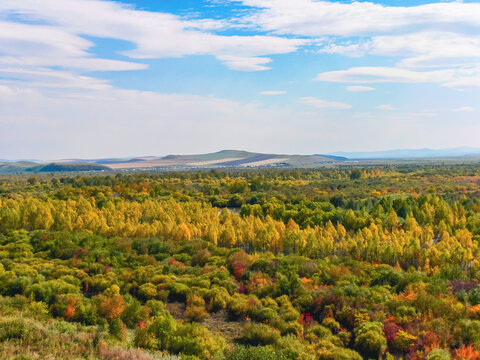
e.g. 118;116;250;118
1;164;480;359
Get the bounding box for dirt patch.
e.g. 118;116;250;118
244;157;288;166
203;310;244;346
190;158;243;166
165;303;243;346
165;302;185;321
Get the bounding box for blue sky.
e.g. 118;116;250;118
0;0;479;159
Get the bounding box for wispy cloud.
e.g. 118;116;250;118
301;96;351;110
260;90;287;95
315;66;480;88
451;106;476;112
376;104;395;111
346;85;374;92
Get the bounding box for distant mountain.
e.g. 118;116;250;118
98;150;344;169
0;162;109;174
0;161;40;174
330;147;480;160
38;163;110;172
3;147;478;173
0;150;344;173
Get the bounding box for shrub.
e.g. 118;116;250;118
277;295;300;322
166;282;191;302
145;300;166;318
228;294;252;319
454;319;480;346
426;349;452;360
98;285;126;320
353;321;387;359
184;294;209;322
322;317;340;333
109;317;127;341
226;345;288;360
275;334;308;359
149;313;177;349
239;322;280;346
0;319;28;341
169;322;226;360
206;286;230;312
271;319;303;336
138;282;158;300
393;330;416;353
191;249;211;267
316;342;363;360
134;327;156;350
252;306;277;322
121;296;143;328
306;325;332;340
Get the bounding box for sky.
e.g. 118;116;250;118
0;0;479;159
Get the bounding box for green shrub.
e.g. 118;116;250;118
138;282;158;300
133;327;156;350
206;286;231;312
109;317;127;341
426;349;452;360
275;334;309;359
166;282;191;302
226;345;288;360
307;325;332;339
317;345;363;360
228;294;252;319
145;299;166;317
0;319;28;341
322;317;341;333
240;322;280;346
353;321;386;359
149;313;177;349
169;322;226;360
121;295;143;328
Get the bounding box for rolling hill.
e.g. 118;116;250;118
0;151;344;173
0;162;109;174
97;150;344;169
4;147;479;173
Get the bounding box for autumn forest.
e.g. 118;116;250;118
2;164;480;360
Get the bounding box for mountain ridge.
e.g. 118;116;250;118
2;147;480;173
329;147;480;160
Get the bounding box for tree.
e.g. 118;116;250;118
354;321;387;359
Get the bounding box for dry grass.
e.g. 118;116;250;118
99;346;181;360
0;315;178;360
243;158;288;167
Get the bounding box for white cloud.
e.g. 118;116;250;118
376;104;395;111
315;66;480;88
260;90;287;95
237;0;480;85
239;0;480;37
301;96;351;110
316;67;452;83
346;85;374;92
451;106;476;112
216;55;272;71
321;32;480;69
0;0;306;72
0;21;147;72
